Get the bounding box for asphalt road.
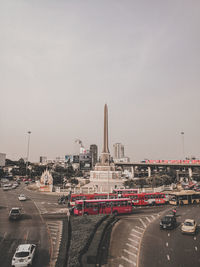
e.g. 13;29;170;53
140;205;200;267
106;206;169;267
106;205;200;267
0;183;67;267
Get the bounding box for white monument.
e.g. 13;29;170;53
89;104;123;192
39;169;53;192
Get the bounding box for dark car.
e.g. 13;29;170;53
160;214;176;230
9;207;22;220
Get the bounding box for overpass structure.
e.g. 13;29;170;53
115;161;200;179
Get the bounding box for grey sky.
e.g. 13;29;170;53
1;0;200;162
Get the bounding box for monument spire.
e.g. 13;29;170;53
103;104;110;153
101;104;110;165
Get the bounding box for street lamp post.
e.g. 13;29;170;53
26;131;31;177
181;132;185;160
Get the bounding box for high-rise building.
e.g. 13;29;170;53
90;144;98;167
39;156;47;164
79;150;92;170
113;143;124;159
0;153;6;167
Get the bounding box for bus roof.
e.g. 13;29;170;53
75;198;131;204
113;189;138;191
169;190;198;196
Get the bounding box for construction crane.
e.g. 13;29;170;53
75;139;86;154
75;139;84;147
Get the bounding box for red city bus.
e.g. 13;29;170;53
143;192;169;205
113;188;139;195
73;198;133;216
122;192;169;206
69;193;117;206
69;194;94;206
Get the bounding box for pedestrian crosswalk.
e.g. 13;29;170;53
46;220;63;267
120;213;160;267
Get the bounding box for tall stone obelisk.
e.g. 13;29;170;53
89;103;123;192
101;104;110;165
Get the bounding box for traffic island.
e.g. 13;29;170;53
67;214;119;267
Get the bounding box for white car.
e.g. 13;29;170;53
3;184;12;191
12;244;36;267
181;219;197;234
18;194;26;201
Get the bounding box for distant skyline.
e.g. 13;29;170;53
1;1;200;162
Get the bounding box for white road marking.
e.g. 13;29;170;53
121;256;136;265
151;215;156;220
131;229;142;235
119;265;124;267
139;218;147;228
146;216;151;222
194;236;197;240
166;242;168;247
124;249;137;257
168;233;170;237
126;243;138;251
195;246;198;251
136;226;144;231
128;238;139;244
167;255;170;261
130;233;140;239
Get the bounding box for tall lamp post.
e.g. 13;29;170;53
181;131;184;161
26;131;31;177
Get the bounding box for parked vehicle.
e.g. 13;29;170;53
9;207;22;220
160;214;177;230
181;219;197;234
11;243;36;267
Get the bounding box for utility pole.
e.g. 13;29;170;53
26;131;31;177
181;132;185;160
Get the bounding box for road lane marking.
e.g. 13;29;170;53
136;226;144;231
24;230;29;242
139;218;147;228
151;215;156;220
119;265;124;267
195;246;198;251
130;233;140;239
194;237;197;240
168;233;170;237
124;249;137;257
166;242;168;247
131;229;142;235
128;238;139;244
3;232;7;239
167;255;170;261
146;216;151;222
121;256;136;265
126;243;138;251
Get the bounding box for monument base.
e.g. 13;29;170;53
90;170;121;180
89;169;123;192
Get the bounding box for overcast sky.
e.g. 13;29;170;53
1;0;200;162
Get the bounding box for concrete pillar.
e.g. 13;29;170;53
131;166;134;178
148;167;151;177
189;168;192;179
